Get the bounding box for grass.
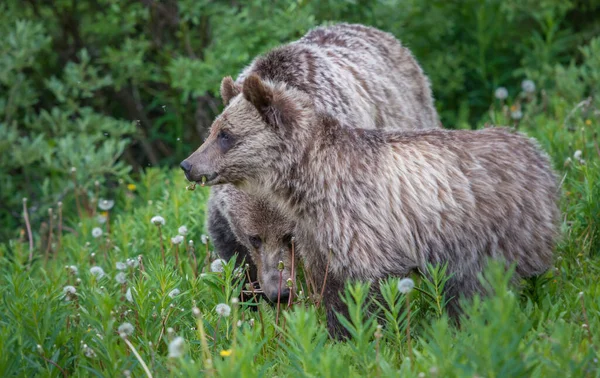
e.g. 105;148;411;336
1;89;599;377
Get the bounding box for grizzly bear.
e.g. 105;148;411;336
194;23;440;302
207;184;295;302
181;74;559;337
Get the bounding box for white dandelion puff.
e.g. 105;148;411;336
125;288;133;303
192;307;202;318
168;288;181;298
215;303;231;317
126;258;139;268
67;265;78;275
178;226;188;236
210;259;226;273
92;227;103;238
116;261;127;270
168;336;185;358
398;278;415;294
96;215;107;224
521;79;536;93
201;234;208;244
118;322;134;337
151;215;165;226
90;266;105;279
98;199;115;211
494;87;508;100
115;272;127;284
574;150;583;160
511;109;523;120
63;285;77;295
171;235;184;245
83;344;97;358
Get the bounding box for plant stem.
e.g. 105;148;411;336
121;336;154;378
23;198;34;266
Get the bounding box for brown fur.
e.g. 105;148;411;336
185;23;440;302
185;77;559;337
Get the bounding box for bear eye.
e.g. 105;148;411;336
248;235;262;249
218;130;235;152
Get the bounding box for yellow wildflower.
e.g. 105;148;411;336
220;349;232;357
127;183;136;191
585;119;592;126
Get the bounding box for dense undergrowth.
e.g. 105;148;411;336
1;75;599;377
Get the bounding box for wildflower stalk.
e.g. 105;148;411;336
157;225;165;265
157;306;175;350
93;181;100;217
38;351;67;378
580;293;596;352
245;269;265;338
106;211;111;235
174;244;180;270
70;168;83;219
57;202;63;254
23;198;34;266
188;241;198;278
194;311;214;376
121;336;154;378
45;208;53;263
288;237;296;307
276;261;284;326
317;247;332;308
204;237;210;273
405;293;413;364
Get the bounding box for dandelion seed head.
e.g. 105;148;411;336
192;307;201;318
151;215;165;226
215;303;231;317
201;234;208;244
118;322;134;337
168;288;181;298
210;259;226;273
398;278;415;294
116;261;127;270
178;226;188;236
98;199;115;211
171;235;184;245
494;87;508;100
521;79;536;93
231;297;239;304
115;272;127;284
63;285;77;295
574;150;583;160
168;336;185;358
90;266;105;279
96;215;107;224
126;258;139;268
91;227;103;238
126;288;133;302
511;109;523;120
67;265;78;275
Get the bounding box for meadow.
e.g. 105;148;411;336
2;1;600;377
3;77;600;377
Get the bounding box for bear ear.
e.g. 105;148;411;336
242;73;297;131
220;76;240;106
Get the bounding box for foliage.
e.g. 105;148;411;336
1;1;600;376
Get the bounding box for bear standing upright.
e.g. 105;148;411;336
182;74;559;337
193;23;440;301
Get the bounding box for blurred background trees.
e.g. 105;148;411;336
1;0;599;241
